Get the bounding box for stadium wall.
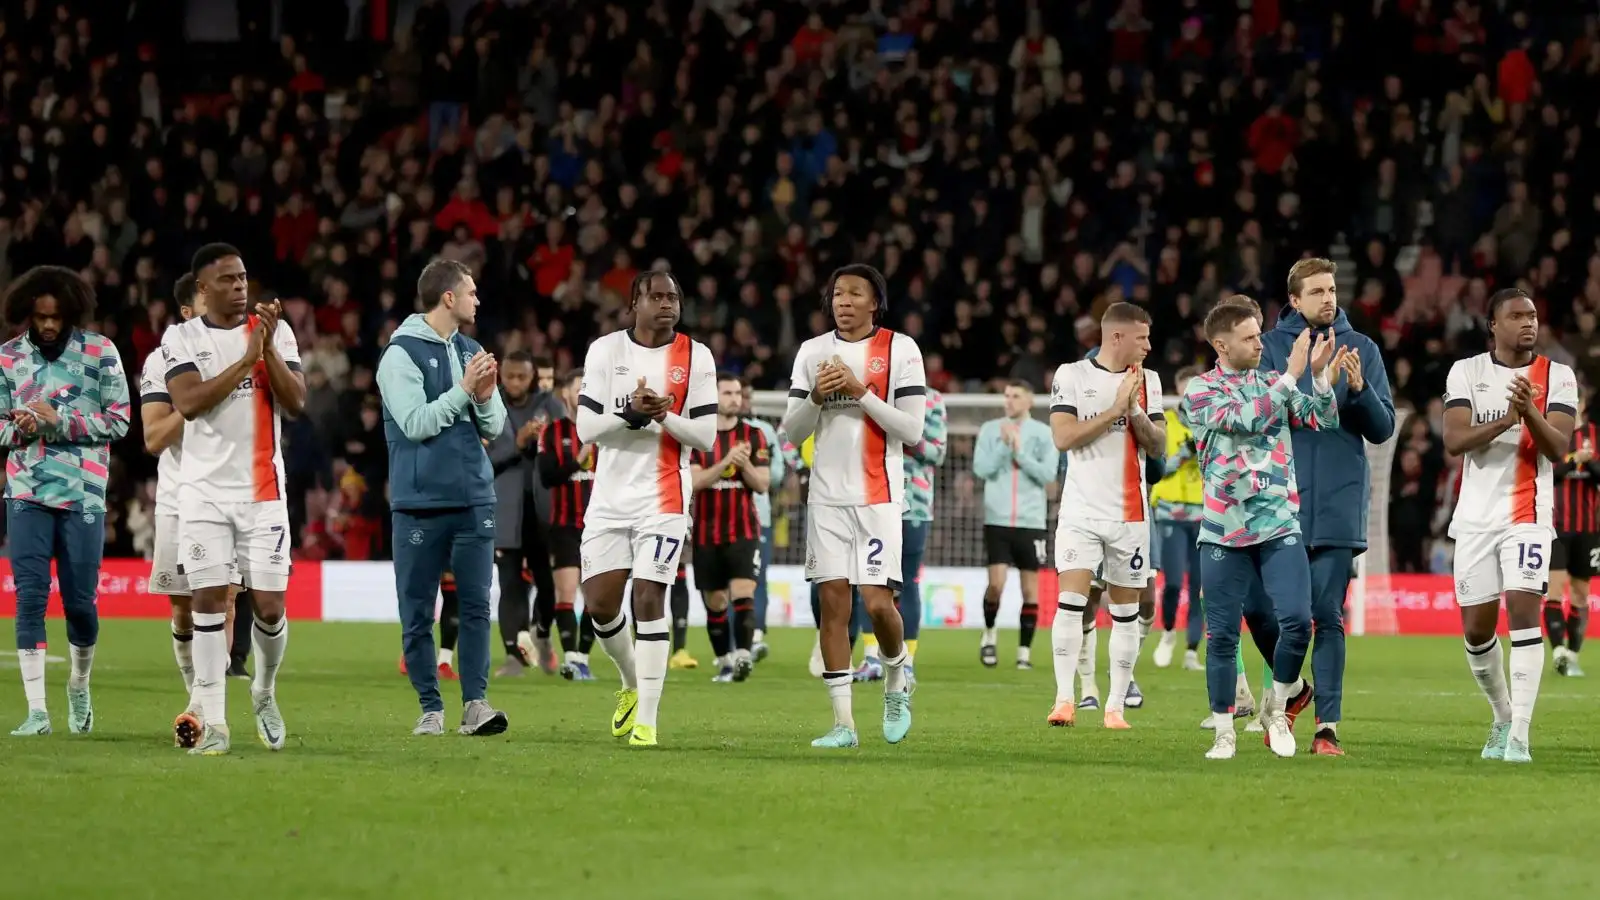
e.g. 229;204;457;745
0;558;1594;638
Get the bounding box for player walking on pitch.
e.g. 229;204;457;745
1442;288;1577;763
1546;389;1596;677
141;274;245;735
1183;302;1341;759
380;259;509;737
538;368;599;680
162;244;306;755
576;271;717;747
689;372;772;682
972;380;1054;669
1259;258;1396;756
782;264;927;749
1046;303;1164;730
2;266;130;736
739;378;786;662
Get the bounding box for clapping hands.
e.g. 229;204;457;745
816;355;868;400
630;376;673;421
1506;375;1534;417
460;353;498;404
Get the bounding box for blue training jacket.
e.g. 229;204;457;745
1259;308;1395;552
377;314;506;511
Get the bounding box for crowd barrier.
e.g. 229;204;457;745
0;559;1594;637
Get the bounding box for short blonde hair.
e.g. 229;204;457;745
1286;258;1337;299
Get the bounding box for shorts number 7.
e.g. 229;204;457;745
652;535;681;563
269;524;286;554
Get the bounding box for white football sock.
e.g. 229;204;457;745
1464;636;1512;725
1508;627;1544;744
1106;603;1140;713
1051;592;1087;704
1079;623;1099;697
1272;677;1304;703
68;644;94;690
634;617;670;729
1212;710;1235;732
173;630;195;692
753;628;765;644
594;612;637;689
823;670;854;729
1137;613;1154;647
1078;624;1098;676
1017;645;1031;664
882;647;908;693
981;627;997;647
252;616;287;695
192;612;229;725
18;649;45;712
438;647;454;667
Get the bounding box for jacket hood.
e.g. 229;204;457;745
394;313;454;344
1276;307;1354;335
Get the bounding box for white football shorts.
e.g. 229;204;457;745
178;499;291;591
1056;517;1153;589
804;503;903;588
580;513;691;585
1453;523;1553;607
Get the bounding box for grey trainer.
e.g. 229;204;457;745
459;699;508;736
413;710;445;735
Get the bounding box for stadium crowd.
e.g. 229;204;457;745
3;0;1600;574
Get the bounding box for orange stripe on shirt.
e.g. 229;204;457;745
655;334;692;515
1122;378;1146;522
1512;355;1551;525
861;329;894;505
247;315;280;502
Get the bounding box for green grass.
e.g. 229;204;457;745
2;620;1599;899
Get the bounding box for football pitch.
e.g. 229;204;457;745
2;620;1599;899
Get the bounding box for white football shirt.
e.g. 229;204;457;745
788;328;926;507
1445;352;1579;536
138;350;182;516
1050;359;1163;522
159;315;302;505
577;330;716;526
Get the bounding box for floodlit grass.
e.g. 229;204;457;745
2;620;1598;899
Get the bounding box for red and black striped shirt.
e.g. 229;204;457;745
691;422;770;545
1556;423;1600;534
537;417;594;530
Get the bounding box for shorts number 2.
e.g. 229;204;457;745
865;538;883;567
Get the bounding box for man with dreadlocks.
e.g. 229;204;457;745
576;270;716;747
782;263;928;749
1;265;131;736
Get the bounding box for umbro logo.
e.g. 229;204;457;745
1474;383;1490;392
483;519;494;529
1083;388;1098;398
197;351;213;361
429;359;439;368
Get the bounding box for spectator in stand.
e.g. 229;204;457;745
1;0;1599;576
